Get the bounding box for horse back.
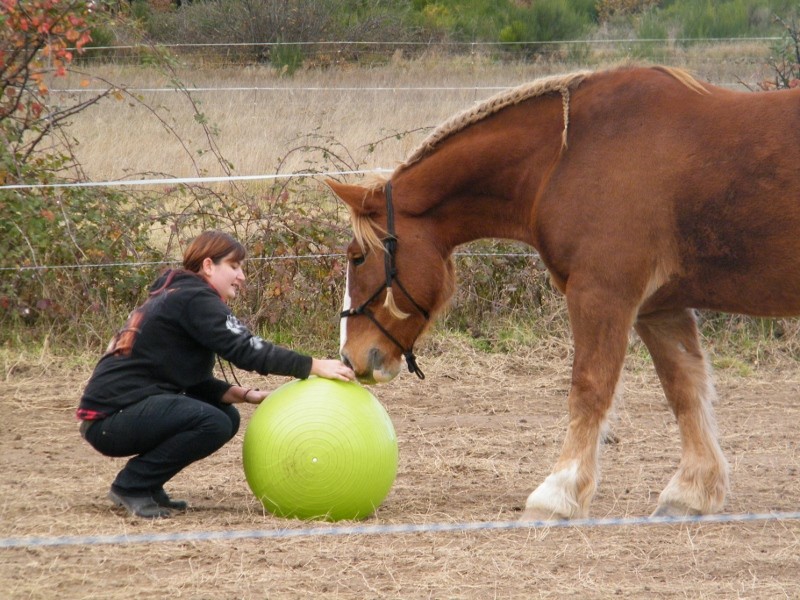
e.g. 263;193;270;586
536;67;800;317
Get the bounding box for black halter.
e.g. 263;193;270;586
340;182;429;379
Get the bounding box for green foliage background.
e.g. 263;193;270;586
85;0;799;69
4;0;800;361
133;0;796;46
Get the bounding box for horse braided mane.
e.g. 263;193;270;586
397;65;706;171
346;71;593;315
347;65;707;259
399;70;592;170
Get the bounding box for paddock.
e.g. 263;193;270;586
2;343;799;598
4;41;800;599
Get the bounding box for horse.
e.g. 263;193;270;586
325;65;800;521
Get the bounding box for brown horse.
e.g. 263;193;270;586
326;65;800;521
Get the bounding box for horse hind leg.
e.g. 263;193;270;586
634;308;729;517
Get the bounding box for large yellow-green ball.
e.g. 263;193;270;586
242;377;398;521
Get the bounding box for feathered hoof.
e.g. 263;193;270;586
518;506;571;522
651;502;703;518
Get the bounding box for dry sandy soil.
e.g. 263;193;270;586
2;340;799;599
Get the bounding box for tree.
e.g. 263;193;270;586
1;0;94;168
0;0;157;337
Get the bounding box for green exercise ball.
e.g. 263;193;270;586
242;377;398;521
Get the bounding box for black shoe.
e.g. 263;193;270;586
108;489;171;519
153;488;188;511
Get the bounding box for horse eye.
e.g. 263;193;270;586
351;255;366;267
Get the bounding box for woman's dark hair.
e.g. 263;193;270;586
183;230;246;273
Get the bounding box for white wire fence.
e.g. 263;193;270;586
74;36;782;72
0;170;540;274
0;37;786;330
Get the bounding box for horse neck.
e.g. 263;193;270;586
394;94;568;252
432;188;532;250
390;177;534;259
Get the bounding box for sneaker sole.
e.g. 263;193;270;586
107;490;172;519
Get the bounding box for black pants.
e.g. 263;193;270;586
82;393;240;496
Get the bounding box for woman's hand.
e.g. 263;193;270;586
242;388;269;404
310;358;356;382
223;386;269;405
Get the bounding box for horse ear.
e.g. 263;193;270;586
325;179;383;216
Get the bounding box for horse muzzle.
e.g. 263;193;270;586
341;347;401;385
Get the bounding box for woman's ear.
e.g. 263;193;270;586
200;256;215;277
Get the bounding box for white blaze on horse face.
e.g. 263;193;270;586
340;264;351;355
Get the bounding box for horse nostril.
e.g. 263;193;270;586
367;347;384;370
341;354;353;370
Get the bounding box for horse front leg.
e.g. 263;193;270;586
521;285;634;521
634;308;729;516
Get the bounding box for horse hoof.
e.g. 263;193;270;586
519;506;570;522
651;503;702;518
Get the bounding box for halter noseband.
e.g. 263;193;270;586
340;181;429;379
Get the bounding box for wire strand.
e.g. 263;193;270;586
2;510;799;549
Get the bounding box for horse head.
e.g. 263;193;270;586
326;178;455;384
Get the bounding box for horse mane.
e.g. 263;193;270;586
652;65;710;95
351;211;385;256
398;65;707;171
399;70;591;170
347;174;388;255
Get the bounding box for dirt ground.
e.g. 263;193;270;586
2;341;799;599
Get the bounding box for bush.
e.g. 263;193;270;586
143;0;416;67
136;0;604;63
0;0;161;345
442;241;566;351
522;0;593;42
597;0;659;23
0;185;161;334
631;8;669;60
666;0;772;39
761;13;800;89
97;0;800;68
496;0;593;58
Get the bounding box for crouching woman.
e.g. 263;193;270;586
77;230;354;519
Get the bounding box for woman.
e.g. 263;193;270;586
77;230;354;519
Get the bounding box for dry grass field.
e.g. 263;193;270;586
4;47;800;598
56;43;773;183
2;342;800;599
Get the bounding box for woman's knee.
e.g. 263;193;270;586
220;403;240;437
199;404;239;446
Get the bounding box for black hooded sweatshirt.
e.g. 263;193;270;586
78;270;312;418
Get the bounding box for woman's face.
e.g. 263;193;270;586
202;252;245;302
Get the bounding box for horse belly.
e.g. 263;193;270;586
686;271;800;317
650;217;800;317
